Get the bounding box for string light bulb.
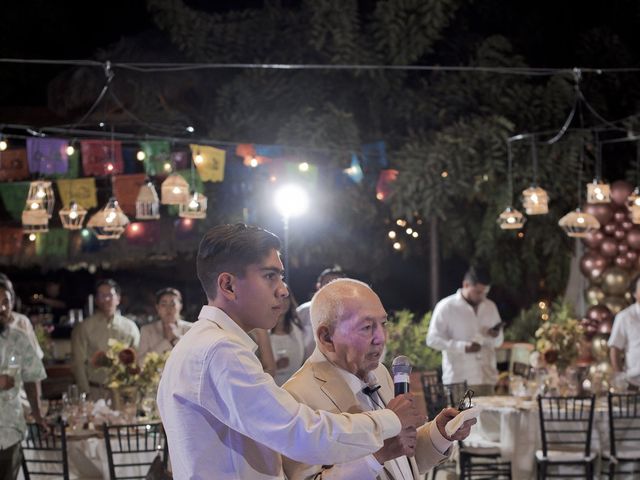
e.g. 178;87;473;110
194;152;204;165
249;157;259;168
497;206;526;230
0;138;7;151
136;150;146;161
66;144;75;156
59;201;87;230
299;162;310;172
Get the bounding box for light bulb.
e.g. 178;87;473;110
172;186;181;194
28;233;36;242
299;162;309;172
69;210;78;220
577;216;585;224
388;231;396;239
530;194;539;203
249;157;258;168
393;242;401;250
66;145;75;156
195;154;204;165
412;232;419;238
105;212;116;223
106;163;114;172
36;188;46;198
30;202;39;210
507;216;516;224
0;139;7;151
136;150;146;161
163;162;172;172
406;228;413;235
188;199;199;209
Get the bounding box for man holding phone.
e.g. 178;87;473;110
426;267;504;396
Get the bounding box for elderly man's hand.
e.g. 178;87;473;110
0;374;15;391
387;393;426;429
373;426;417;464
435;407;477;441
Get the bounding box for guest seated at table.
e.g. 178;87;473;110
0;274;43;360
71;279;139;398
269;292;305;386
0;281;47;480
609;274;640;390
138;287;191;362
283;278;476;480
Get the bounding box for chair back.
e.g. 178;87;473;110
537;394;595;458
102;422;169;480
607;391;640;459
21;421;69;480
421;375;467;420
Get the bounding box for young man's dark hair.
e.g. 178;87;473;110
95;278;121;296
463;266;491;285
196;223;280;300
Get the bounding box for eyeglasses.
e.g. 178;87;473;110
457;389;474;411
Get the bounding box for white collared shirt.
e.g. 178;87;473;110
609;302;640;383
426;290;503;385
157;306;401;480
138;319;192;363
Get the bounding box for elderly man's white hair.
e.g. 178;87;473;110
309;278;373;342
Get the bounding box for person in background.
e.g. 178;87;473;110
269;292;305;386
426;266;504;396
34;279;68;325
71;279;139;398
252;328;277;377
157;223;422;479
297;266;346;358
0;274;42;360
138;288;191;363
609;275;640;390
283;278;476;479
0;282;47;480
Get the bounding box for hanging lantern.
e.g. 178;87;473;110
161;173;189;205
136;181;160;220
558;208;600;237
522;186;549;215
87;197;130;240
22;209;49;234
497;206;526;230
26;180;55;218
586;179;611;204
179;191;207;219
626;187;640;224
58;201;87;230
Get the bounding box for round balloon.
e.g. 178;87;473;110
598;317;613;335
580;251;610;278
585;304;613;324
582;230;605;249
603;295;628;315
614;254;632;269
614;209;629;224
614;227;627;241
584;203;614;226
602;266;631;296
618;242;630;254
626;250;638;264
591;336;609;362
626;228;640;250
604;223;617;236
611;180;634;207
584;285;606;306
600;238;619;258
622;220;633;231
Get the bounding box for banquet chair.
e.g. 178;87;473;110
102;422;169;480
21;421;69;480
536;394;596;480
602;391;640;478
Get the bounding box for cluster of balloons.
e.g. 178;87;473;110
579;180;638;362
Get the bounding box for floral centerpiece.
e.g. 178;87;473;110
534;300;583;372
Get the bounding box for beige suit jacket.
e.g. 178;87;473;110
282;354;449;479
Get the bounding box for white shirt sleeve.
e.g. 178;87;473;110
608;313;627;350
426;304;468;353
201;339;402;466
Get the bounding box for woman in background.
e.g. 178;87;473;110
269;293;305;386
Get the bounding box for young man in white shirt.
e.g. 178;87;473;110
157;224;423;479
426;267;504;396
609;275;640;389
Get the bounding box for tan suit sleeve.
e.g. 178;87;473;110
414;421;450;474
71;324;90;394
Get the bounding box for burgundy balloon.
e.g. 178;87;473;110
604;222;617;236
627;228;640;250
584;203;614;226
615;254;632;269
626;250;638;263
614;210;629;224
618;242;630;254
610;180;635;207
601;238;619;258
614;227;627;240
622;221;634;231
582;230;605;249
580;251;610;278
586;305;613;324
598;318;613;335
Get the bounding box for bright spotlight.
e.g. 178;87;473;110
274;184;309;218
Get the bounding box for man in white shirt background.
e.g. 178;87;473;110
426;267;504;396
283;278;476;480
609;275;640;389
157;223;423;479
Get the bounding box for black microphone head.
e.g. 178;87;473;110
391;355;412;375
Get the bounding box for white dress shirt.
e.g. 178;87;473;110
269;324;305;386
138;319;192;362
608;302;640;385
426;290;503;385
157;306;402;480
295;301;316;359
9;312;43;360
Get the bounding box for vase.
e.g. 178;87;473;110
110;385;139;414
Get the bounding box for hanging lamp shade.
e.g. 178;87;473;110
497;206;526;230
558;208;600;237
26;180;55;218
87;197;130;240
626;187;640;224
586;179;611;204
161;173;189;205
58;201;87;230
22;209;49;234
179;191;207;219
136;181;160;220
522;186;549;215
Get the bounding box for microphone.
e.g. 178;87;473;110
391;355;412;396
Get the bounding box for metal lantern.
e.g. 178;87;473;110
161;173;189;205
59;201;88;230
26;180;55;218
22;209;49;234
179;191;207;219
87;197;130;240
136;181;160;220
626;187;640;224
558;208;600;238
586;179;611;204
522;186;549;215
497;206;526;230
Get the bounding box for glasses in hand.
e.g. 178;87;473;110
457;389;474;411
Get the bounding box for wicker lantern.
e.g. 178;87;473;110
626;187;640;224
22;209;49;234
586;179;611;204
26;180;55;218
497;206;526;230
522;186;549;215
87;197;129;240
558;208;600;237
59;201;88;230
161;173;189;205
136;181;160;220
179;191;207;219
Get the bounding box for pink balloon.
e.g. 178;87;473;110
598;318;613;335
626;250;638;263
582;230;605;249
601;238;619;258
586;305;613;324
627;228;640;250
615;254;632;269
614;209;629;224
580;251;610;278
611;180;635;206
584;203;614;226
604;222;617;236
614;227;627;240
622;221;634;231
618;243;630;254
